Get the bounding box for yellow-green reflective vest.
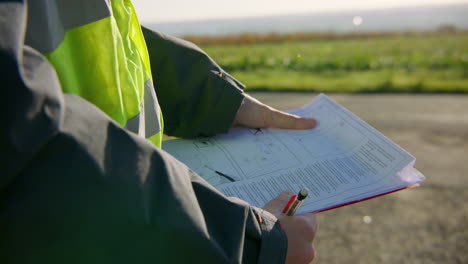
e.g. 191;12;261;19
25;0;163;148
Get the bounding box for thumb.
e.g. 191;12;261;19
263;191;294;217
266;108;317;129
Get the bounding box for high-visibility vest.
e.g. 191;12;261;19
25;0;163;148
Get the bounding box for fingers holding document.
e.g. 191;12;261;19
232;94;317;130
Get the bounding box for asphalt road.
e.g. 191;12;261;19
249;92;468;264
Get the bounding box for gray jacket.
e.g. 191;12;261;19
0;0;287;263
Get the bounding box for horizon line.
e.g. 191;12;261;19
140;2;467;24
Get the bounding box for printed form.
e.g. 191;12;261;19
163;94;425;214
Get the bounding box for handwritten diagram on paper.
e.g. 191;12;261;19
216;128;301;178
164;129;302;187
268;96;367;161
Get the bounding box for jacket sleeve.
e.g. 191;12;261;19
0;1;287;263
142;26;245;138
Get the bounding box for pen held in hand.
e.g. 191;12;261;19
286;188;310;216
282;194;298;214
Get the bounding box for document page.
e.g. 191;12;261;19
163;94;425;214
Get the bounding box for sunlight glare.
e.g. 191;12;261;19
353;16;363;26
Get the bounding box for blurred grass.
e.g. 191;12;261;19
196;32;468;93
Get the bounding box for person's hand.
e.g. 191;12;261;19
233;94;317;129
263;192;318;264
279;212;318;264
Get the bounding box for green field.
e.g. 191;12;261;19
199;33;468;93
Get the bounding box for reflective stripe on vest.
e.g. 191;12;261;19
25;0;163;148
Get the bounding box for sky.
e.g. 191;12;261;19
133;0;468;23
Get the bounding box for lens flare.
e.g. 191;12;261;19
353;16;363;26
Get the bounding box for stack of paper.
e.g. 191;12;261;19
163;94;425;214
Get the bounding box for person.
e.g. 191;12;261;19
0;0;318;263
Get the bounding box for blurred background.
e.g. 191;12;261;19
136;0;467;93
134;1;468;263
